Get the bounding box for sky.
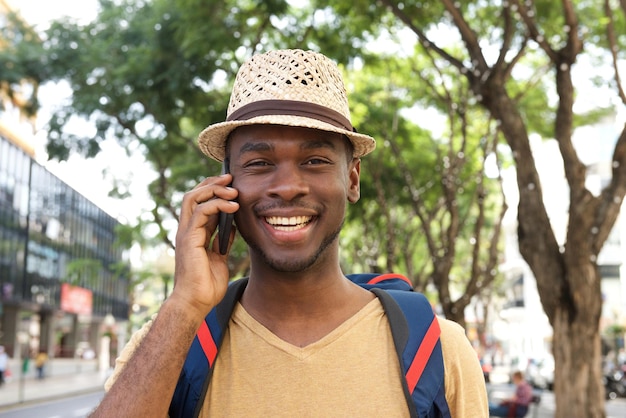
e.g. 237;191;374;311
13;0;98;28
11;0;155;223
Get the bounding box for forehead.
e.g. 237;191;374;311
227;125;349;156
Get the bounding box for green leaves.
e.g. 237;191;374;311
4;0;623;331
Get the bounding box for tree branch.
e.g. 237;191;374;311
498;2;530;80
377;0;467;72
595;124;626;251
510;0;559;62
440;0;488;70
551;3;586;197
604;0;626;105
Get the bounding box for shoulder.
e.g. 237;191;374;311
437;316;478;366
438;316;465;335
437;317;489;416
437;317;480;370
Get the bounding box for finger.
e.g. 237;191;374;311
188;177;234;206
185;200;239;248
175;195;238;253
179;179;237;230
189;197;239;229
192;173;232;190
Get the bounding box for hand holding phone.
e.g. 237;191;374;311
218;159;234;255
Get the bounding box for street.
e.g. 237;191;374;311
0;384;625;417
0;391;104;418
488;382;626;418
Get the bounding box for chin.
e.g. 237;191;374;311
261;252;320;273
243;224;342;273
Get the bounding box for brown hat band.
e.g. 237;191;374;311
227;99;356;132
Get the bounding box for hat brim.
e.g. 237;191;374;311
197;114;376;162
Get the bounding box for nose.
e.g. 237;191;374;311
265;163;309;201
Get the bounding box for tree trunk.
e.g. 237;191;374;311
483;78;608;417
552;302;605;418
517;171;607;418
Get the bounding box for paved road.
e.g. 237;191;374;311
0;391;104;418
0;359;624;417
0;358;104;411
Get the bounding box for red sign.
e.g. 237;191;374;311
60;283;93;315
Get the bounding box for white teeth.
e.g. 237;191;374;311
265;216;312;231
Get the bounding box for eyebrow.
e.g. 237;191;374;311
301;139;338;151
236;138;338;157
237;142;273;157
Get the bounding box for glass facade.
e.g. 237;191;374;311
0;134;130;355
0;134;31;303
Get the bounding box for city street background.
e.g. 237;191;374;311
0;358;625;417
0;358;105;411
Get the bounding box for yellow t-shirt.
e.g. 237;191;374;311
107;298;488;417
202;300;407;417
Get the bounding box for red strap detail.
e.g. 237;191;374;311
405;316;441;393
367;273;412;287
197;321;218;367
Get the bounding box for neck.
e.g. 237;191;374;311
240;259;374;347
243;262;349;314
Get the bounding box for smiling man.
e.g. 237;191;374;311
91;49;488;418
229;125;357;274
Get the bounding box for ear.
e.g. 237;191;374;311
347;158;361;204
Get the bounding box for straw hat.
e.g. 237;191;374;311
198;49;376;162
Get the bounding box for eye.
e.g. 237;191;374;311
244;160;272;168
304;158;331;166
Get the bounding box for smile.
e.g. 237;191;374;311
265;216;313;231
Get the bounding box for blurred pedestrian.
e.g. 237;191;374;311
35;350;48;379
0;346;8;386
489;370;533;417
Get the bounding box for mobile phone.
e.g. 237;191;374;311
218;158;234;255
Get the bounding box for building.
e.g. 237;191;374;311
0;0;130;364
0;131;130;360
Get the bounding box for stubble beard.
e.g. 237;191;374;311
240;220;344;273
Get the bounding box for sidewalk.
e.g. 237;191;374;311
488;365;626;418
0;360;623;417
0;358;106;412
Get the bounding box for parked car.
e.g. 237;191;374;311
526;356;554;390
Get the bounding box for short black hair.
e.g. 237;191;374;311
343;135;355;162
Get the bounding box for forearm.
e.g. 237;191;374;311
90;175;235;416
90;296;206;417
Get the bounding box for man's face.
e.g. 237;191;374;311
228;124;361;273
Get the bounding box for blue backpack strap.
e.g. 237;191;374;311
348;273;449;416
372;288;450;418
346;272;414;291
169;278;248;418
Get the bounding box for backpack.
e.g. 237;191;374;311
169;273;451;418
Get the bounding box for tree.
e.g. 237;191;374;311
65;258;104;287
36;0;293;275
367;0;626;416
9;0;626;417
341;57;508;330
0;8;43;128
2;0;509;336
23;0;381;278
